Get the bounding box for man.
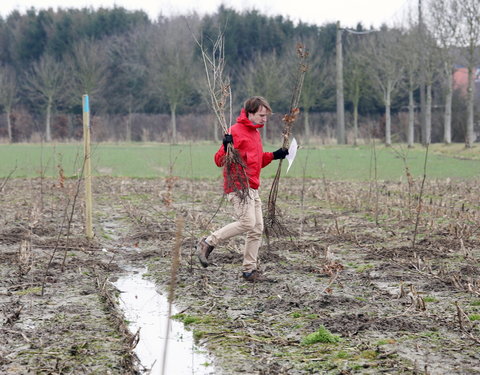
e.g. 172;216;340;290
196;96;288;282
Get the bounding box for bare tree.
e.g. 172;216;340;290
366;29;404;146
300;39;333;145
399;26;421;147
427;0;460;144
418;0;428;146
67;38;108;109
344;37;369;146
0;64;18;142
24;54;66;142
336;22;346;145
457;0;480;147
239;51;289;142
147;17;197;144
107;28;150;141
422;33;442;145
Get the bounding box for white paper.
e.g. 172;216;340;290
285;138;298;173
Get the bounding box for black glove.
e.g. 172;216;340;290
273;148;289;160
223;134;233;151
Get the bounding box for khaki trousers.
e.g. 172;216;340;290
207;188;263;273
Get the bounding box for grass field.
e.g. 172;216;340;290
0;142;479;180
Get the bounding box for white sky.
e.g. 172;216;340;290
1;0;417;28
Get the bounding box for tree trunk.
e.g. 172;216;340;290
444;70;453;144
419;3;427;146
353;102;358;146
126;112;132;142
171;104;177;144
45;98;52;142
466;65;475;148
408;89;415;148
420;82;426;145
304;110;310;145
425;84;432;145
67;114;74;138
6;109;12;143
385;89;391;146
335;21;345;145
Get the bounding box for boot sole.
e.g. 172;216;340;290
196;252;209;268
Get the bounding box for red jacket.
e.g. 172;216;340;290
214;109;274;193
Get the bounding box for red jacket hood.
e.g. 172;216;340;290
236;108;264;129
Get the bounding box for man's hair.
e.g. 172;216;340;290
244;96;272;115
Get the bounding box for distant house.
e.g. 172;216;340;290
452;65;480;101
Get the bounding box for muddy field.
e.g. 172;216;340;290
1;175;479;374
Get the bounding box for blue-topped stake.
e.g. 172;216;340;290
83;94;89;113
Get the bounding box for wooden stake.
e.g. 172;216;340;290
82;95;93;239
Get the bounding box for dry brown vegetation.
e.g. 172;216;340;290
1;174;479;374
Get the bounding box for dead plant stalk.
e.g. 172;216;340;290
392;145;415;220
298;150;310;239
192;29;250;200
41;157;85;295
0;165;16;193
266;43;308;233
319;161;342;235
412;145;429;249
372;138;380;225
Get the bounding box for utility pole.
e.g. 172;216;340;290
336;21;345;144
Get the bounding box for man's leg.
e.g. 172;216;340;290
206;190;256;247
242;189;263;273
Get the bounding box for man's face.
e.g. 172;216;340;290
248;106;269;125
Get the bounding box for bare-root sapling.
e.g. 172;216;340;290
265;43;309;238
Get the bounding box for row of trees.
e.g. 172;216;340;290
0;1;478;145
347;0;480;148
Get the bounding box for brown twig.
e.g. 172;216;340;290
391;145;415;220
412;144;429;249
192;27;250;200
1;328;31;343
372;137;379;225
266;43;309;235
0;165;16;193
41;156;86;295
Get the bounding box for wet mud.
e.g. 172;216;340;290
1;176;479;374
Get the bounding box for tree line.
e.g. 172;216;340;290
0;1;478;146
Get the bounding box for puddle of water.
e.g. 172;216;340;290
114;270;215;375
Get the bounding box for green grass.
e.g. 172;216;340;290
1;142;479;180
301;326;341;345
14;286;42;296
171;313;200;325
468;314;480;321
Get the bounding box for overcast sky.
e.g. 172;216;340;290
1;0;416;28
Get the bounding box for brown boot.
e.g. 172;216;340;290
242;270;271;282
196;238;214;268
